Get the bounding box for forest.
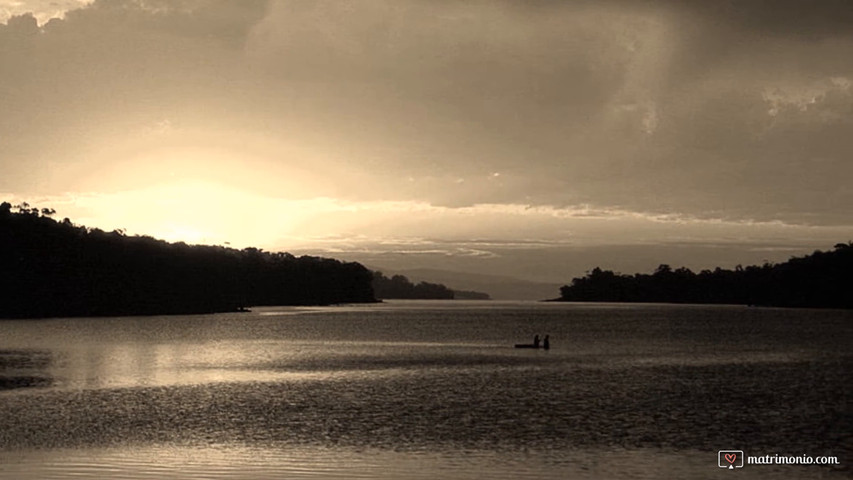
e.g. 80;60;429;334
371;272;455;299
0;202;376;318
557;242;853;309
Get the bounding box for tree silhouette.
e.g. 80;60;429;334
372;271;455;299
0;203;377;318
557;244;853;309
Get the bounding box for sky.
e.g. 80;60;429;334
1;0;852;292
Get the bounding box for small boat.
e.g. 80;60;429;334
515;334;549;349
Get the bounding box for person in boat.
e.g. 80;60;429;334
533;335;540;348
543;335;550;350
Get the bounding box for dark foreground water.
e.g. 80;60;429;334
1;301;850;479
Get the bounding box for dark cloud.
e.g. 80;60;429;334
686;0;853;38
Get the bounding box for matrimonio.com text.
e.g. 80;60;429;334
718;450;841;470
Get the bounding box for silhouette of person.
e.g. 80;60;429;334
543;335;550;350
533;335;540;348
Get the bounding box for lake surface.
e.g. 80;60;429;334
1;301;850;479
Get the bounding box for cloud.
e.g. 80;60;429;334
1;0;852;249
683;0;853;38
0;0;92;25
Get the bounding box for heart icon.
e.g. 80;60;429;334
725;453;737;464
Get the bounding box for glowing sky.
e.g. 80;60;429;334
2;0;852;289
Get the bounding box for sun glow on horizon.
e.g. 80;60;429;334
8;183;850;260
157;224;208;245
66;180;301;248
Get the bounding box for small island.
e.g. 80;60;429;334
555;242;853;309
371;271;491;300
372;272;454;299
0;202;377;318
452;289;491;300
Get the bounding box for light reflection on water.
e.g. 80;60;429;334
0;301;851;479
4;446;579;480
0;446;841;480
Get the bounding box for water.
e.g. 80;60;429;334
1;301;850;479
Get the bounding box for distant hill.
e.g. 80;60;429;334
452;289;491;300
557;242;853;309
381;267;560;300
0;202;376;318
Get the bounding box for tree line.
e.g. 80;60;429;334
0;202;376;318
557;243;853;309
371;272;455;299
